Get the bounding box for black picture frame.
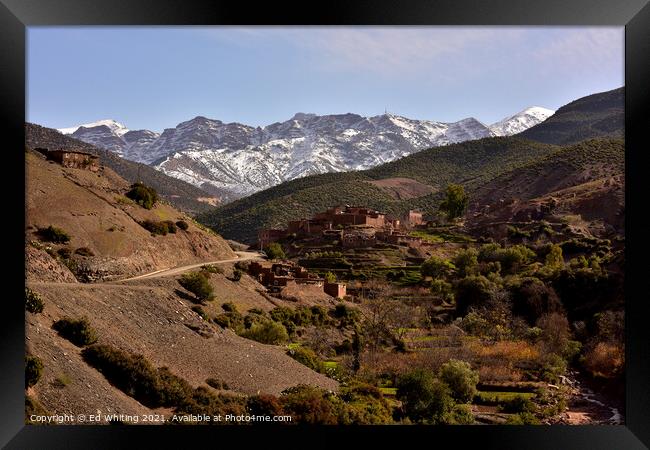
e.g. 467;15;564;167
1;0;649;448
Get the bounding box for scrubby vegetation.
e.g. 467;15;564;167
138;220;177;236
36;225;70;243
176;220;189;231
52;317;98;347
178;272;214;303
25;287;44;314
125;182;158;209
264;242;286;260
25;355;44;388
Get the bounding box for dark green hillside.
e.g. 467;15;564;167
473;138;624;205
519;87;623;145
198;137;559;242
25;123;219;214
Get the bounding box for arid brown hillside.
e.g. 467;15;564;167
26;149;235;281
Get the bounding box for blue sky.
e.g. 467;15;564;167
27;26;624;132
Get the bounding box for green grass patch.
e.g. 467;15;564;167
474;391;535;405
379;387;397;396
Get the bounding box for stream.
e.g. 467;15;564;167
555;370;623;425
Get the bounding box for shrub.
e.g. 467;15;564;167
280;385;347;424
508;277;563;325
37;225;70;243
175;220;189;231
454;275;496;317
396;369;454;423
178;272;213;302
138;220;177;236
421;256;456;279
287;346;323;372
57;247;72;259
506;412;540;425
200;264;223;275
500;396;536;414
453;248;479;278
52;317;98;347
25;288;44;314
324;272;337;283
231;269;243;281
445;404;475;424
247;394;285;417
333;303;359;327
340;383;393;424
222;302;238;313
206;378;230;390
438;359;479;403
25;355;43;388
82;344;193;408
191;306;209;321
125;182;158;209
241;320;288;345
264;242;286;260
74;247;95;257
583;341;624;379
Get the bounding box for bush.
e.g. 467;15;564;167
25;355;43;388
500;396;536;413
201;264;223;275
264;242;286;260
231;269;243;281
241;320;289;345
191;306;209;321
125;182;158;209
74;247;95;257
421;256;456;279
206;378;230;390
25;288;44;314
57;247;72;259
438;359;479;403
439;183;468;220
178;272;213;302
508;277;563;325
324;272;337;283
506;412;540;425
287;346;323;372
52;317;98;347
453;248;479;278
396;369;454;423
280;385;347;424
247;394;285;417
445;404;475;424
37;225;70;243
454;275;496;317
175;220;189;231
340;383;393;424
139;220;176;236
222;302;238;313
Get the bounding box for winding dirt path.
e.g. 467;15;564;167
116;251;263;282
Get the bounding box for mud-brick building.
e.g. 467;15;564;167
324;282;347;299
258;229;287;249
35;148;100;172
402;210;424;227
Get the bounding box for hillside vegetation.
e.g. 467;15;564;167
199;137;559;242
519;87;623;145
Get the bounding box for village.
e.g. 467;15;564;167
251;205;446;301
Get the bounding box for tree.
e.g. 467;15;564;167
454;275;496;317
438;359;479;403
545;244;564;270
178;272;214;302
324;272;337;283
453;248;479;277
420;256;455;279
125;182;158;209
396;369;454;423
264;242;286;260
241;320;289;345
439;184;469;220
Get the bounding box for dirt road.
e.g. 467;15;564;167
117;251;263;282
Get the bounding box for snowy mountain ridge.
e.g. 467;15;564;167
57;107;554;199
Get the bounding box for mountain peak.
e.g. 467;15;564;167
292;112;317;121
58;119;129;136
489;107;554;137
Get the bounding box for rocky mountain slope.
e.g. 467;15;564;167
25;148;235;281
58;108;552;199
26;123;227;212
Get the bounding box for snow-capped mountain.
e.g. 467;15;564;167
57;108;553;199
488;107;554;137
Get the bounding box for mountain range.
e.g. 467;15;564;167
58;107;553;199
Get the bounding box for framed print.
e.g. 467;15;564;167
1;0;649;448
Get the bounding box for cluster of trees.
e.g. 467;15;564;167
125;182;158;209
